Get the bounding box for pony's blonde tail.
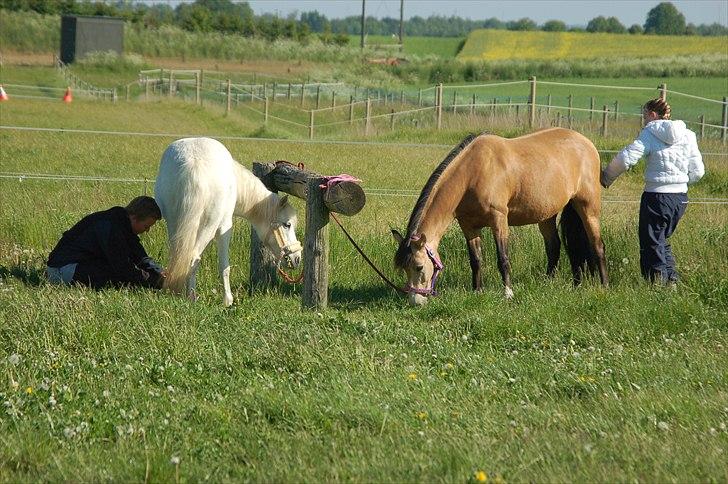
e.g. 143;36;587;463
163;188;205;294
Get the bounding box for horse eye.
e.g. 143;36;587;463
415;265;424;272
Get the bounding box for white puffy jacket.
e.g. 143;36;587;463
601;119;704;193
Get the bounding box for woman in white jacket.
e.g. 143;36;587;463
601;98;704;284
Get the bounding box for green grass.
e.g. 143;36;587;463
1;67;728;482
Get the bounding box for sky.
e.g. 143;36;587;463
244;0;728;27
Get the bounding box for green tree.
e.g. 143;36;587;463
644;2;686;35
507;18;537;31
542;20;567;32
628;24;643;34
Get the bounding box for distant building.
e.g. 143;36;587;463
60;15;124;64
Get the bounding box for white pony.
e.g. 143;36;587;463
154;137;302;306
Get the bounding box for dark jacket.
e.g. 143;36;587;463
47;206;150;286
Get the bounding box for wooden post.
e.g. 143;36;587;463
168;70;174;98
365;98;371;136
547;93;552;115
418;88;422;107
226;79;231;114
264;97;269;124
567;94;573;129
400;90;404;104
272;83;277;101
300;82;305;107
249;163;278;293
589;96;595;122
331;91;336;108
195;71;200;105
316;85;321;109
309;110;315;140
659;83;667;101
698;114;705;140
471;94;476;115
613;100;619;121
303;177;329;310
145;80;150;101
452;90;457;114
722;97;728;144
601;105;609;137
529;76;537;128
349;96;355;125
390;109;395;130
436;83;443;130
287;83;291;100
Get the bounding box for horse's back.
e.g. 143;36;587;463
155;137;236;219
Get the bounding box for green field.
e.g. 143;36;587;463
1;62;728;481
459;28;728;61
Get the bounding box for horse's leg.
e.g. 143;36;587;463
461;226;483;291
572;201;609;287
491;216;513;299
187;258;201;302
215;222;234;307
538;215;560;277
187;223;219;301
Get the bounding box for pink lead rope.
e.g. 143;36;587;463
319;174;362;190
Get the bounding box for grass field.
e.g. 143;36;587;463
1;64;727;481
458;29;728;61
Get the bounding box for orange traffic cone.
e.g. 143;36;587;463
62;86;72;103
0;85;8;102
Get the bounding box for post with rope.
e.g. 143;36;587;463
249;162;366;310
722;97;728;145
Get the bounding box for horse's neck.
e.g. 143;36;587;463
417;168;467;249
231;162;277;226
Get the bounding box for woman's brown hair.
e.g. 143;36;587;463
643;98;671;119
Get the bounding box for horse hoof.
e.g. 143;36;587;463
223;295;234;307
504;287;514;299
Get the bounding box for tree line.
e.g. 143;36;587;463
1;0;725;40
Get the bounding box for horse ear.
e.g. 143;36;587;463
278;195;289;207
411;233;427;249
391;229;404;245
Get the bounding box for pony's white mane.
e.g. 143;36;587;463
231;162;280;228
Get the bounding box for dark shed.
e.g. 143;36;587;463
60;15;124;64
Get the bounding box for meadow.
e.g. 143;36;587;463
1;61;728;482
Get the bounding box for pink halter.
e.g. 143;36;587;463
404;238;444;297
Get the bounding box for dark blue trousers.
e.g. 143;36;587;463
638;192;687;283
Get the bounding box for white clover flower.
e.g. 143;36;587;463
63;427;76;439
48;396;57;407
622;258;629;265
657;421;669;431
8;354;20;366
102;390;111;398
170;456;181;465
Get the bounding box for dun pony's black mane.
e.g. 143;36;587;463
394;132;482;268
406;133;482;236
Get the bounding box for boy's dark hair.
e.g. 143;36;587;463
643;98;671;119
126;196;162;220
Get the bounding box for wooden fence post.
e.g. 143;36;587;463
452;90;457;114
546;93;552;116
309;110;315;140
436;83;443;130
698;114;705;140
471;94;476;116
529;76;537;128
287;83;291;100
365;98;371;136
249;163;278;293
145;80;150;101
418;88;422;107
316;85;321;109
195;71;200;105
264;97;269;124
302;176;329;310
272;83;277;101
722;97;728;144
567;94;573;129
331;91;336;108
226;79;231;114
168;70;174;98
300;82;305;107
349;96;355;125
659;83;667;101
601;105;609;137
589;96;595;122
390;109;395;130
613;100;619;121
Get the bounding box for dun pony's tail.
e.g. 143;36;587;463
163;185;205;294
559;201;597;284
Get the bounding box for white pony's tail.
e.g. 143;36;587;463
163;170;207;294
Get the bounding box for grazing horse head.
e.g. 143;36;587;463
264;195;302;269
392;230;443;306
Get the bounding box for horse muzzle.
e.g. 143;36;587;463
280;241;302;268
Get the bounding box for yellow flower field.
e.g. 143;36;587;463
458;29;728;61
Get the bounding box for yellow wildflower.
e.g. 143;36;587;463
25;386;33;395
408;372;417;381
416;411;428;420
475;470;488;482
